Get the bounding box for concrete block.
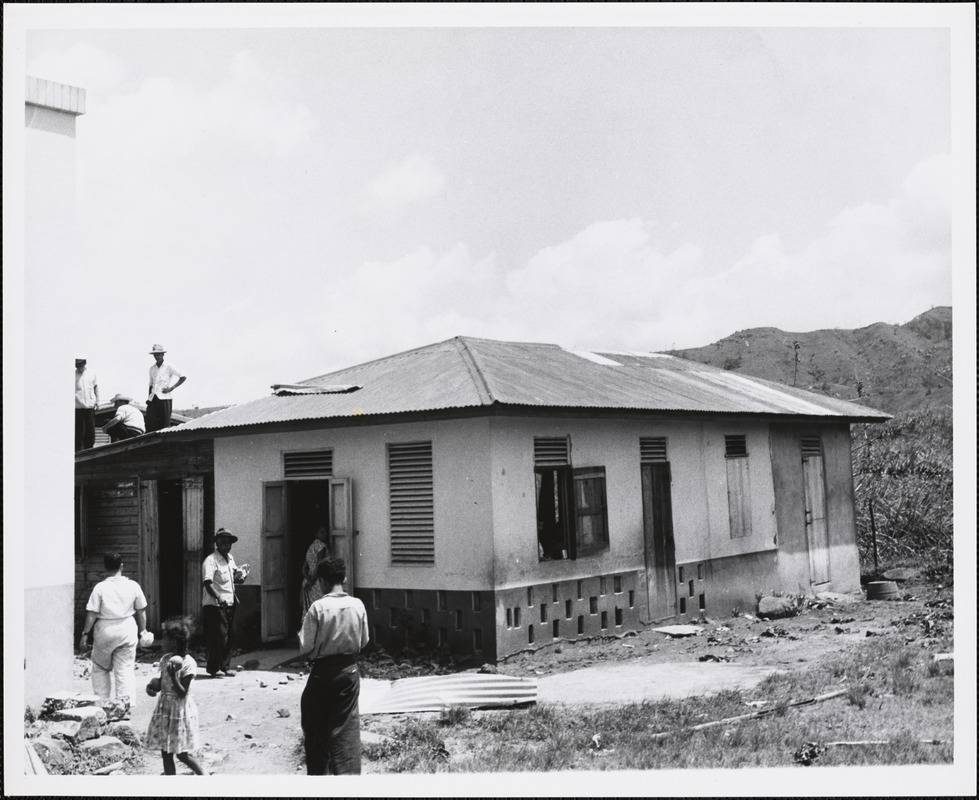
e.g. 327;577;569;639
76;735;131;762
50;705;108;725
31;736;70;767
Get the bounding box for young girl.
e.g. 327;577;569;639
144;616;204;775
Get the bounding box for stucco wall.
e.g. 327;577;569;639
486;416;779;590
23;87;84;709
212;417;496;592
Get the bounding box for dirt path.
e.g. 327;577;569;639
70;576;951;775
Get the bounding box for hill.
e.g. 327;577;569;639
667;307;952;415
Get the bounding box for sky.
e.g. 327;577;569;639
12;9;968;410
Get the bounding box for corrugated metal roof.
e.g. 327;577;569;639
361;673;538;715
172;336;890;433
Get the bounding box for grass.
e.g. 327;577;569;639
362;636;953;772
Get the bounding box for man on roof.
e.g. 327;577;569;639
146;344;186;432
75;357;99;451
103;394;146;442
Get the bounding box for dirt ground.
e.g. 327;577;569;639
69;572;953;776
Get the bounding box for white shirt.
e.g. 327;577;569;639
86;575;148;620
75;368;98;409
202;551;238;606
299;592;369;659
148;362;184;401
106;403;145;433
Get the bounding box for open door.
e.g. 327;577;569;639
328;477;354;593
138;479;160;632
641;463;677;622
802;443;830;586
262;482;289;640
182;476;204;619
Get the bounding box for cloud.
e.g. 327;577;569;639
360;155;445;211
28;42;126;90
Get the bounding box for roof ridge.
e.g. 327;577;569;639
454;337;495;405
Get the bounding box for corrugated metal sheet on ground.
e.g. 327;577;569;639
360;673;537;715
171;336;890;433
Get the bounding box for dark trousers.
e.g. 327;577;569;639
301;656;362;775
145;396;172;432
107;425;142;443
202;604;236;675
76;408;96;450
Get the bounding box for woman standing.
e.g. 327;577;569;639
300;525;331;619
79;552;149;707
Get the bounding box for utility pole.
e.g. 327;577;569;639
792;341;800;387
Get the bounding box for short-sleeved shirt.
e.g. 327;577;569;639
149;363;184;400
299;592;369;660
107;403;145;433
75;368;98;409
201;552;238;606
86;575;148;620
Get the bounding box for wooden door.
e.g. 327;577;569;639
803;454;830;585
641;463;677;622
182;476;204;617
329;477;354;593
138;479;160;631
262;482;288;640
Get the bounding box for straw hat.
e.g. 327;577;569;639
148;344;167;354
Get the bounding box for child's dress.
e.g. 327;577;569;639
145;653;201;754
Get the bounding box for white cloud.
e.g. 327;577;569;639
28;42;126;90
360;155;445;211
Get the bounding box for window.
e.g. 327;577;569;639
388;441;434;564
724;435;751;538
535;466;610;560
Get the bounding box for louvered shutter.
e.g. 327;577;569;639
801;435;822;459
724;435;748;458
388;442;434;565
283;450;333;478
640;437;668;464
534;436;570;466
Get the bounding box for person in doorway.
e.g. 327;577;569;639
102;394;146;442
146;344;186;432
79;551;149;710
299;556;369;775
201;528;249;678
75;358;99;451
300;525;331;619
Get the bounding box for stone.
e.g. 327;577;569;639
757;596;799;619
92;761;124;775
41;692;101;717
25;741;49;774
50;705;108;725
107;721;141;747
652;624;703;637
47;717;102;743
31;736;70;767
478;664;498;674
76;735;130;761
99;697;131;722
883;567;918;582
242;659;261;671
361;730;394;746
276;708;291;718
26;720;50;739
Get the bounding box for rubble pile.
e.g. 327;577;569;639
25;691;142;775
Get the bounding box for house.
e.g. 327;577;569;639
74;336;890;661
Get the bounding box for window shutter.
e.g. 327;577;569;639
640;437;668;463
283;450;333;478
801;435;822;458
388;442;434;565
534;436;570;466
724;435;748;458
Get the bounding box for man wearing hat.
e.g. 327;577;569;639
75;358;100;451
102;394;146;443
146;344;186;433
202;528;249;678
